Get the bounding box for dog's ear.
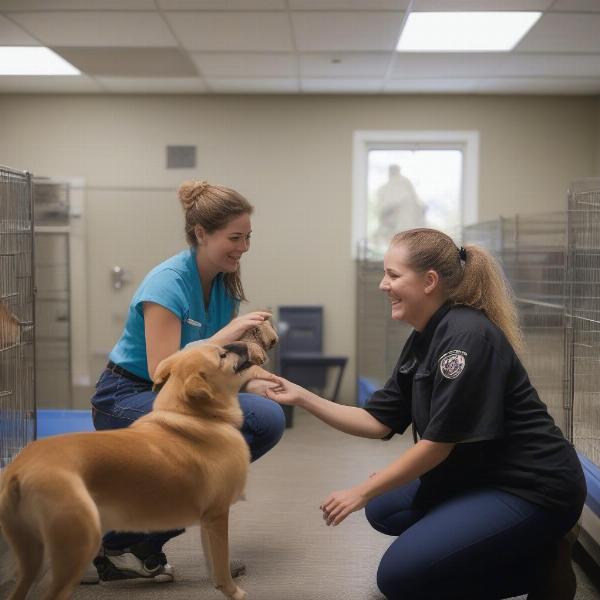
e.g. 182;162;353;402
152;353;178;392
184;373;214;403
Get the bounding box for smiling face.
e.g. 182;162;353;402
196;213;252;274
379;243;441;331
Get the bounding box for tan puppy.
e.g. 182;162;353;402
240;317;278;352
0;341;277;600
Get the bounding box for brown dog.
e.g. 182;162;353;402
0;341;278;600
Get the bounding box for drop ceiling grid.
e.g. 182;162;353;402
0;1;598;94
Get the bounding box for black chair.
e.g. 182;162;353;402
276;306;347;427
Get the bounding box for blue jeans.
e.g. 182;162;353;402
91;368;286;553
365;480;582;600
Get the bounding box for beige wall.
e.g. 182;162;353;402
0;94;598;402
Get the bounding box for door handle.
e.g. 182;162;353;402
111;266;131;290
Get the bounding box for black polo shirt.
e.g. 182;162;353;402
364;302;586;512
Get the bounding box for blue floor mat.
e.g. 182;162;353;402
36;409;95;438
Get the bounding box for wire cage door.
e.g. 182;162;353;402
566;179;600;466
0;166;35;468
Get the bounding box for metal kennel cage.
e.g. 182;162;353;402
0;166;36;468
565;179;600;466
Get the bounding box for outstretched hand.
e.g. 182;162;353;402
264;376;307;406
320;487;368;527
243;378;280;397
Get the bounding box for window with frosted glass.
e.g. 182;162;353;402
366;149;463;257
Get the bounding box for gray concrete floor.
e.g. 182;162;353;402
2;409;600;599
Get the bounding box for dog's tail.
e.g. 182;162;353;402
0;470;19;588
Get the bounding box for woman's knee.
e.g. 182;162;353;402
377;547;446;600
377;552;423;600
258;397;286;447
365;494;416;535
365;497;389;533
238;393;286;460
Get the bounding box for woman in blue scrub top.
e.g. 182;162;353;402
88;180;286;584
266;228;585;600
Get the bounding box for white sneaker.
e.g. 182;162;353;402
93;547;175;584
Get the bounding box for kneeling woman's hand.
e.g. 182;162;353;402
243;378;280;397
264;376;307;406
320;487;368;527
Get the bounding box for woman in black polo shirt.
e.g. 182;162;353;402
266;228;586;600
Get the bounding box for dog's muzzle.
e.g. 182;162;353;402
223;342;266;372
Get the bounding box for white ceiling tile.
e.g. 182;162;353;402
206;77;299;92
517;13;600;52
9;12;178;47
497;54;600;77
290;0;409;9
191;52;296;77
549;0;600;11
292;11;405;51
166;12;293;51
0;14;39;44
97;77;207;93
55;47;198;77
411;0;553;9
469;77;600;94
158;0;285;8
0;74;102;92
0;0;156;9
384;78;478;92
301;77;381;92
300;52;391;77
392;54;504;78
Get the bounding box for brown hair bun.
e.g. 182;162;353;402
178;180;210;211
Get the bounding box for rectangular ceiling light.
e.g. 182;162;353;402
397;12;542;52
0;47;80;75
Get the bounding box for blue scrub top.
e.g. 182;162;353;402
109;248;238;381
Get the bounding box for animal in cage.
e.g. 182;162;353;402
0;331;278;600
0;304;20;350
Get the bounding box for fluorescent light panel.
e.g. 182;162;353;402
397;12;542;52
0;47;80;76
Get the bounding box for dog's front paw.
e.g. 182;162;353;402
217;583;246;600
229;585;246;600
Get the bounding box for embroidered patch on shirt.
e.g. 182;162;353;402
439;350;467;379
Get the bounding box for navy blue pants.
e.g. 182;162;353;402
91;367;286;553
365;479;582;600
